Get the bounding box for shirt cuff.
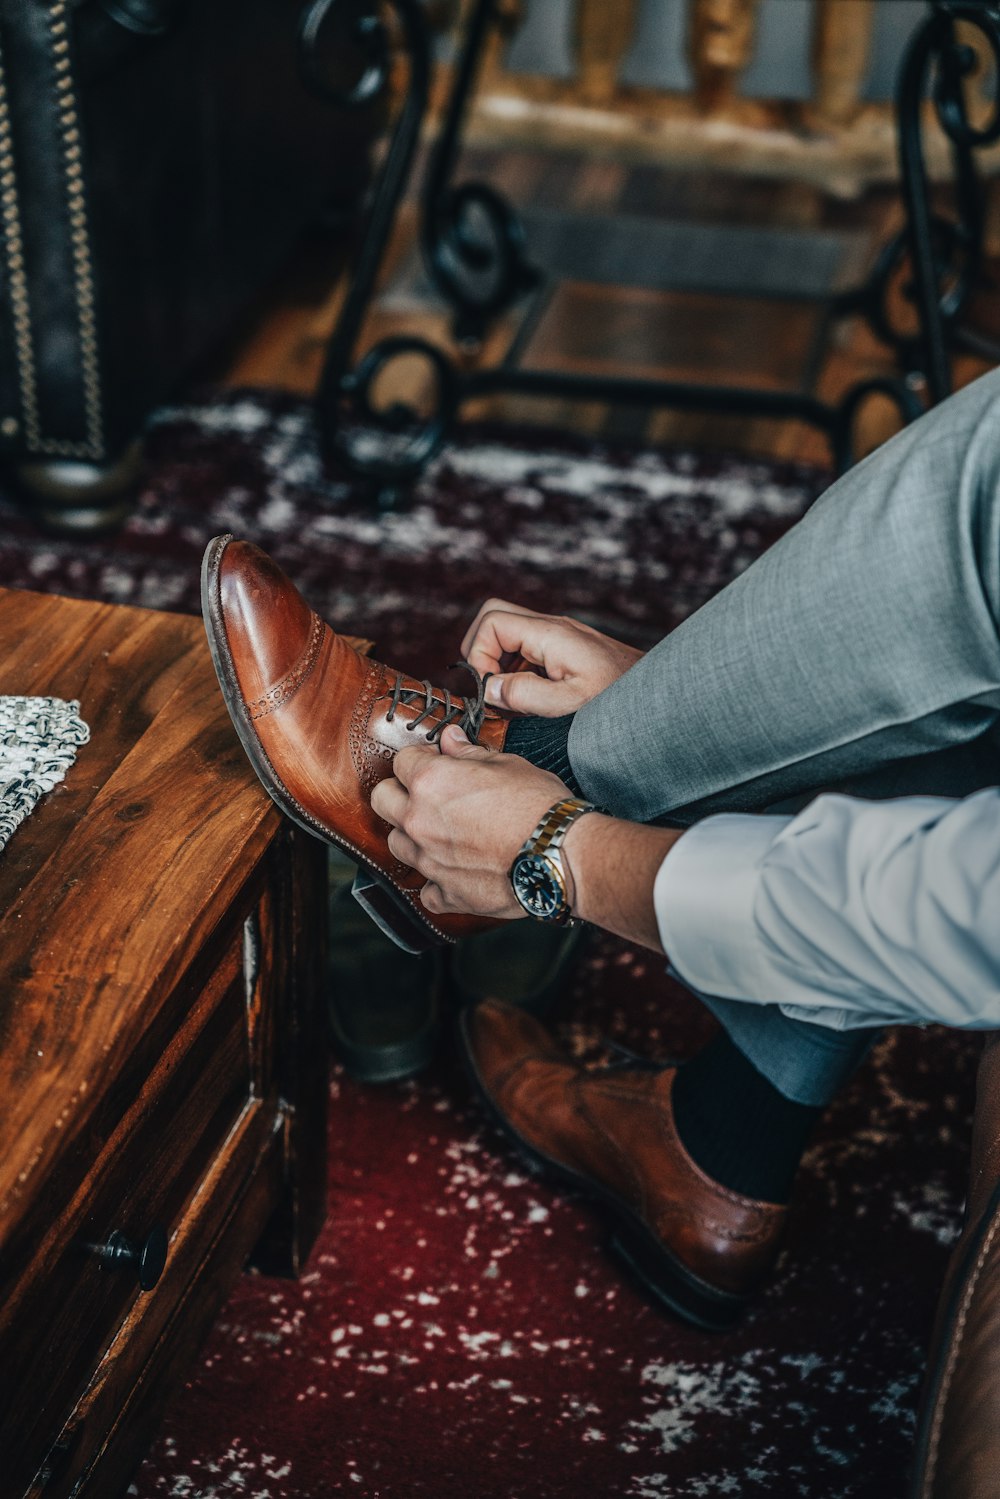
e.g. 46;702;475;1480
654;813;792;1005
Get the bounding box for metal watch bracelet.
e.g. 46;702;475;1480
511;797;600;923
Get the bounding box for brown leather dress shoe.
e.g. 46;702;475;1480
461;998;787;1330
911;1033;1000;1498
201;534;510;951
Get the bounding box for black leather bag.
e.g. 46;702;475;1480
0;0;369;525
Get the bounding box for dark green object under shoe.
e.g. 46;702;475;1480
328;852;587;1079
328;851;444;1083
450;920;587;1017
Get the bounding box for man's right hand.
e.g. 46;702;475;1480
461;599;643;717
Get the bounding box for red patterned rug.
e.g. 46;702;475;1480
0;393;975;1499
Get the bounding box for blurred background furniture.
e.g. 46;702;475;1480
0;0;373;530
314;0;1000;490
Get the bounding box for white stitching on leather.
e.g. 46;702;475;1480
922;1209;1000;1495
0;39;42;449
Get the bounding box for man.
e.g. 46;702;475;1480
202;367;1000;1332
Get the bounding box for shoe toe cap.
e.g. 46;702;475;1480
218;539;317;702
465;996;562;1071
464;997;576;1125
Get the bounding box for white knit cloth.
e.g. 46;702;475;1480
0;696;90;852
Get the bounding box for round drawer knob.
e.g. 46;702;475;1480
90;1225;168;1291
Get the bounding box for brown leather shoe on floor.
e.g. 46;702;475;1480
201;534;510;951
461;998;787;1330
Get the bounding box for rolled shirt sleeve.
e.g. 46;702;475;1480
654;788;1000;1031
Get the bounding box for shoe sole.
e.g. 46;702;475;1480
459;1008;750;1333
200;534;442;953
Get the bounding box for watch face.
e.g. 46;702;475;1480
511;853;566;920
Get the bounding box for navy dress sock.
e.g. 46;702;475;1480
671;1030;822;1204
503;713;585;798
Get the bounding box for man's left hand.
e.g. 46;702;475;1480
369;725;570;919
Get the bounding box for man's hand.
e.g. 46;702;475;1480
461;599;643;717
370;725;685;953
369;726;571;919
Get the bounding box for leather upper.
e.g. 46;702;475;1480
912;1033;1000;1499
0;3;369;463
211;538;510;946
465;998;786;1296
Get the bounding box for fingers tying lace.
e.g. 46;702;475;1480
384;662;494;744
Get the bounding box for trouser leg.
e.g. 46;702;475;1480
569;367;1000;824
692;997;875;1106
567;371;1000;1103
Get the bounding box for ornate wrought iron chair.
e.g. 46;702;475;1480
304;0;998;494
845;1;1000;406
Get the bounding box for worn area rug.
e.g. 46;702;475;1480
0;391;977;1499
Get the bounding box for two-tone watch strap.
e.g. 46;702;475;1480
521;797;598;857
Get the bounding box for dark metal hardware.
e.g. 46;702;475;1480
87;1225;168;1291
298;0;390;108
313;0;1000;493
311;0;432;483
97;0;185;36
894;2;1000;403
418;0;539;340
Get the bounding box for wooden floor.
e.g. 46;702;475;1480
206;145;999;468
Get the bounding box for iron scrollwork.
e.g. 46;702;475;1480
302;0;450;480
338;335;459;482
310;0;963;492
874;2;1000;401
297;0;391;108
829;376;926;475
305;0;536;483
421;178;537;344
419;0;538;343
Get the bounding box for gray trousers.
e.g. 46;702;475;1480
569;368;1000;1105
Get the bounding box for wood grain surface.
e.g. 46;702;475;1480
0;587;328;1499
0;589;277;1229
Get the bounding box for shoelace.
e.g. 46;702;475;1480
385;662;493;745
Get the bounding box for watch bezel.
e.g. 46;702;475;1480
509;850;570;923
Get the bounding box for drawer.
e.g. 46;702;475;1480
1;908;263;1498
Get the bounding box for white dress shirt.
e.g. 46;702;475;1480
654;788;1000;1031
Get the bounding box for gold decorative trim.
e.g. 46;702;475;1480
0;38;41;450
0;7;106;460
47;0;104;461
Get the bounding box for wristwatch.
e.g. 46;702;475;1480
509;797;599;924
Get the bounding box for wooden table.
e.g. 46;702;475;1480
0;587;328;1499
